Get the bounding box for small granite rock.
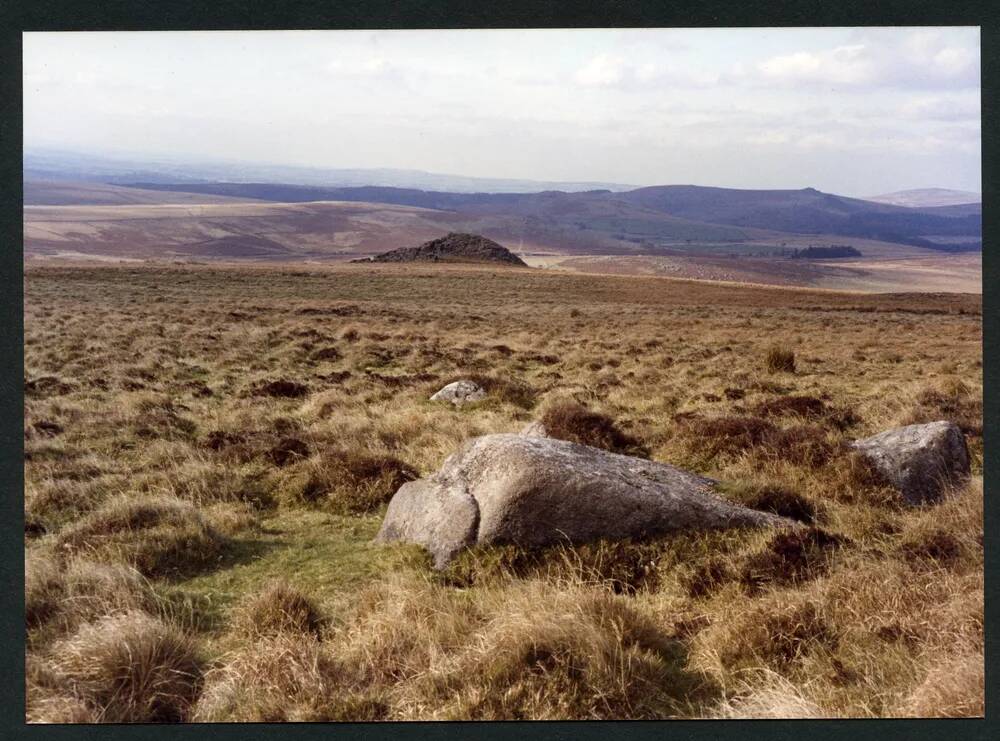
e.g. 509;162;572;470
430;380;487;406
851;420;970;505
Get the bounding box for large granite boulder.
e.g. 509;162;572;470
375;433;792;567
850;420;970;505
430;380;487;406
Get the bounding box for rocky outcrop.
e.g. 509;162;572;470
353;233;527;266
851;420;970;505
375;433;793;567
429;380;487;406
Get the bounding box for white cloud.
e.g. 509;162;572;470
757;45;873;85
753;30;978;89
933;46;976;77
326;56;399;79
574;54;626;86
21;28;982;194
573;53;718;90
898;94;980;122
794;132;842;150
745;131;791;146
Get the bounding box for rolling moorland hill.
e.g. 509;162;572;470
865;188;982;208
24;148;636;194
617;186;981;250
22;179;266;207
123;181;981;252
353;233;528;266
22;177;982;292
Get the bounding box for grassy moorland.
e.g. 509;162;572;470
24;262;983;721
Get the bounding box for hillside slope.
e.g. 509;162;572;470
618;186;980;250
123;181;981;252
24;179;265;206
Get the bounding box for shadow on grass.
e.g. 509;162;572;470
651;637;723;717
157;536;279;634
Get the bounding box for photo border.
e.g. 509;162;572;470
1;2;995;739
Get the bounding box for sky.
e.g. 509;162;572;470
23;28;981;196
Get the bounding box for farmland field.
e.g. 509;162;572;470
24;262;983;721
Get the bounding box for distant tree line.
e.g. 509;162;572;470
788;245;863;259
748;244;863;258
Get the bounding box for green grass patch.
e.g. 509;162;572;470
162;509;429;636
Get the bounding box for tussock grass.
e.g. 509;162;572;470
279;449;418;513
904;378;982;436
249;379;310;398
200;574;712;720
26;476;112;534
537;400;648;456
721;481;818;524
672;414;842;467
229;581;325;639
895;648;984;717
386;578;707;720
194;633;388;722
23;264;982;720
764;346;796;374
465;373;538;409
35;611;202;723
441;538;668;594
27;656;98;723
712;670;826;718
55;495;226;578
26;554;155;640
753;394;827;418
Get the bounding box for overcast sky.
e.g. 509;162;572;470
23;28;980;196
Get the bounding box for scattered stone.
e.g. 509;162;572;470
376;433;793;567
429;380;487;406
850;420;970;505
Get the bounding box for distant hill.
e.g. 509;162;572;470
113;182;758;247
353;233;527;266
23;178;981;262
23;179;264;206
123;181;980;253
24;148;635;194
615;185;980;251
920;203;983;218
865;188;981;208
